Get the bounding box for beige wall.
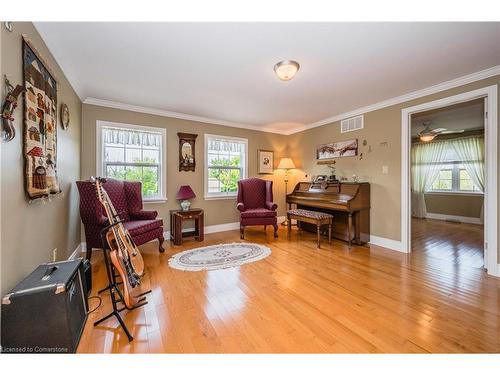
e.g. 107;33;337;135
81;104;289;231
1;22;82;295
287;75;500;248
2;22;498;297
424;193;483;218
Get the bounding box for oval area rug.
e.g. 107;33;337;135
168;242;271;271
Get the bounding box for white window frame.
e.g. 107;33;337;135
204;133;248;200
427;162;483;195
96;120;167;203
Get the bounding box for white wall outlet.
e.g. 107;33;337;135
382;165;389;175
52;248;58;262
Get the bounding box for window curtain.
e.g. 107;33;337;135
103;127;161;147
451;136;485;222
207;138;245;152
411;141;447;218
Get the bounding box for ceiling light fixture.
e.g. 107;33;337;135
419;133;436;142
274;60;300;81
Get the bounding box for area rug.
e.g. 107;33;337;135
168;242;271;271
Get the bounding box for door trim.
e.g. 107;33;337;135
401;85;498;277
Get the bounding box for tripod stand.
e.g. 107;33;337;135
93;222;151;342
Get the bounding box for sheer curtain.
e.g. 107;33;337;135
451;136;485;222
451;136;485;191
411;141;447;218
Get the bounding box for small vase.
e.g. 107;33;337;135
180;200;191;211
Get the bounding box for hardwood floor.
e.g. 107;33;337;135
77;226;500;353
411;218;484;268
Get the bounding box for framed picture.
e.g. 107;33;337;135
258;150;274;174
317;139;358;160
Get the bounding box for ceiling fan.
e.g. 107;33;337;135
418;120;464;142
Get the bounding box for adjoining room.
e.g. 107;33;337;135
410;99;485;269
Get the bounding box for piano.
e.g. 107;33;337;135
286;181;370;246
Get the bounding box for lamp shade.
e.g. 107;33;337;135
176;185;196;200
277;157;296;170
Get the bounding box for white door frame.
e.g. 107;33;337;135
401;85;498;277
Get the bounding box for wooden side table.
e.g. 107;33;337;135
169;208;204;246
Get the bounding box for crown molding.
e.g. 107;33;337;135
289;65;500;134
83;65;500;136
83;97;284;135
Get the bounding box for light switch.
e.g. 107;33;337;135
382;165;389;175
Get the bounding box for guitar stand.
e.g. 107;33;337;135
93;224;151;342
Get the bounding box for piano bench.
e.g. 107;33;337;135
287;209;333;248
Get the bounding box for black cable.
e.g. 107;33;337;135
87;295;102;314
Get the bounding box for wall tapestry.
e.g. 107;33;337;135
23;37;60;199
316;139;358;160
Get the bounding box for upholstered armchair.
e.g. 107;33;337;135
237;178;278;239
76;178;164;260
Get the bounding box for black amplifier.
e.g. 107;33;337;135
1;259;89;353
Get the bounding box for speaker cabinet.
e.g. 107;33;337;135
1;259;88;353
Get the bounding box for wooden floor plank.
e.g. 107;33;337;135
77;220;499;353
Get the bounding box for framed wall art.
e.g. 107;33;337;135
60;103;70;129
178;132;197;171
316;139;358;161
258;149;274;174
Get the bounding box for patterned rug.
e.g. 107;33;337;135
168;242;271;271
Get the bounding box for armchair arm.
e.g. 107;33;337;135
237;202;245;212
265;201;278;211
96;212;108;226
130;210;158;220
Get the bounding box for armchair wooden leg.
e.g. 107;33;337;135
158;236;165;253
86;247;93;261
273;224;278;238
240;225;245;240
264;225;267;231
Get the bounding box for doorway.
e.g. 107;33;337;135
401;85;498;276
410;99;485;268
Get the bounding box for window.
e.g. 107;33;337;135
96;121;166;202
430;163;481;193
204;134;248;199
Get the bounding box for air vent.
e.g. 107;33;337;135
341;115;364;133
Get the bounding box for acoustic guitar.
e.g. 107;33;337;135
93;177;145;308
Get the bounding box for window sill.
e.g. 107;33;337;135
425;191;484;197
143;197;168;204
204;195;237;201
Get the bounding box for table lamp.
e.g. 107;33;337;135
176;185;196;211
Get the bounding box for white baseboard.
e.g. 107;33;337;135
164;216;287;239
425;212;482;225
369;235;406;253
68;242;85;259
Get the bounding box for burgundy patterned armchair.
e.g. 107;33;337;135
237;178;278;239
76;178;164;260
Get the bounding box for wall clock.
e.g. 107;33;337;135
60;103;70;130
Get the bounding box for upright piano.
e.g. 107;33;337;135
286;181;370;246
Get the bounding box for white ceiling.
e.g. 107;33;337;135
411;99;484;136
34;22;500;133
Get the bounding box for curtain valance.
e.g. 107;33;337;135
103;127;161;147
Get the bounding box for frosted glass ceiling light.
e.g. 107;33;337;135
274;60;300;81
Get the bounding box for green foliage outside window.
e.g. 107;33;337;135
106;157;159;197
208;156;241;193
